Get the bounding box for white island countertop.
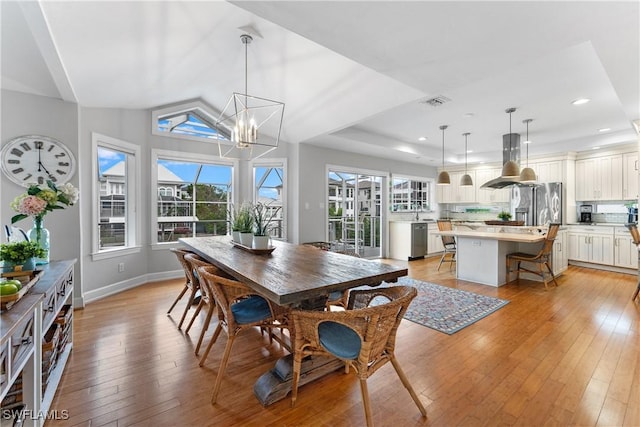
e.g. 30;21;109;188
432;229;546;244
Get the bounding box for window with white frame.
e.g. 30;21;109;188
252;159;286;240
92;133;141;258
153;150;235;244
390;175;432;212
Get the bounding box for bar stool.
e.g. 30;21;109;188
506;223;560;289
625;223;640;301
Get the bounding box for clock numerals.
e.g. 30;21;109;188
55;170;66;176
37;176;44;185
54;152;67;159
48;145;55;152
12;167;24;174
23;174;32;181
7;159;20;164
58;162;69;167
20;142;32;151
10;148;23;157
49;176;58;183
34;140;43;150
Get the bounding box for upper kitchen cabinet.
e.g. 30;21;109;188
436;170;476;203
575;155;623;201
475;168;509;203
530;160;562;183
623;152;639;201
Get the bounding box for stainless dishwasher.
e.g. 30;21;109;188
410;223;428;259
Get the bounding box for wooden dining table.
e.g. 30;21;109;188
178;235;408;405
178;236;408;308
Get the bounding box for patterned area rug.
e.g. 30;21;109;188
389;277;510;335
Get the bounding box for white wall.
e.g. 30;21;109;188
296;143;437;244
1;89;82;299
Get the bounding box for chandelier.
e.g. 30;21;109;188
216;34;285;160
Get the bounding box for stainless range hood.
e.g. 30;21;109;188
480;133;537;189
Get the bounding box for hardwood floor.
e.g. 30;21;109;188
48;258;640;426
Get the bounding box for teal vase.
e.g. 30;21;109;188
28;216;50;265
22;257;36;271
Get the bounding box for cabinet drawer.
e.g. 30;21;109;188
10;311;35;373
56;269;73;302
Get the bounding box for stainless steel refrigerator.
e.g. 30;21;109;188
511;182;562;226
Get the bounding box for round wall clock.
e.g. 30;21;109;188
1;135;76;187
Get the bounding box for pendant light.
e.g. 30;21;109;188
501;107;520;178
216;32;285;160
437;125;450;185
460;132;473;186
520;119;537;182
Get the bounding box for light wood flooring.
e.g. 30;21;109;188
48;258;640;426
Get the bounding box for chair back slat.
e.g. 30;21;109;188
437;220;456;246
626;223;640;245
539;223;560;257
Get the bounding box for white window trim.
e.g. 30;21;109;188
151;99;220;144
91;132;142;260
151;148;238;249
250;157;287;241
390;173;434;212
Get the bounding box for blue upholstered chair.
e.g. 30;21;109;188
290;285;426;427
196;265;290;404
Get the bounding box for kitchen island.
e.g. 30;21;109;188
432;229;546;286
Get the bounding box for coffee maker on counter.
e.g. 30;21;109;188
628;206;638;224
579;204;593;223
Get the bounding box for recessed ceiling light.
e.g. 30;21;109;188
598;128;611;132
466;150;473;153
592;146;600;150
571;98;590;105
463;112;475;118
418;136;426;141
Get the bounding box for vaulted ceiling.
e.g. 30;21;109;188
2;1;638;166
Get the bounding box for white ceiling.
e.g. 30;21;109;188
2;1;638;167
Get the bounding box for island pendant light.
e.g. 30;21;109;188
501;107;520;178
216;33;285;160
437;125;451;185
519;119;537;182
460;132;473;186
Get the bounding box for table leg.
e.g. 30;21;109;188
253;354;344;406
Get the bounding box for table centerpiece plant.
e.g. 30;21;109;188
235;203;255;247
0;240;46;272
10;180;79;264
252;202;282;249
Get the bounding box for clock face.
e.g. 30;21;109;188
1;135;76;187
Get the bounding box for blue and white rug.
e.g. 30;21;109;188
389;277;510;335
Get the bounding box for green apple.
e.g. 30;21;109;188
0;283;19;296
4;279;22;290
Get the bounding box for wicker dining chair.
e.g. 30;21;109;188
290;285;426;427
625;223;640;301
196;265;291;404
506;223;560;289
183;254;232;356
168;248;200;329
325;250;362;310
436;219;456;271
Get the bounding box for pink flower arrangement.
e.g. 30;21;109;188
10;180;79;224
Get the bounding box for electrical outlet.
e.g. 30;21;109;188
118;262;125;272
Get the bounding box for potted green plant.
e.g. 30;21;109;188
252;202;282;249
228;204;243;243
498;211;512;221
0;241;46;272
236;203;255;247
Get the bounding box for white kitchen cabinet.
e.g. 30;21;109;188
475;168;509;203
552;229;569;275
575;155;623;201
389;222;428;260
531;160;563;183
427;223;444;254
436;171;476;203
623;152;639;201
614;226;638;269
568;226;614;265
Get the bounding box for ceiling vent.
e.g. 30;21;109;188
421;96;451;107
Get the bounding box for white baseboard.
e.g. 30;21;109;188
568;261;636;275
83;269;183;304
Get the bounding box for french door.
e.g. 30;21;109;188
327;168;385;258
